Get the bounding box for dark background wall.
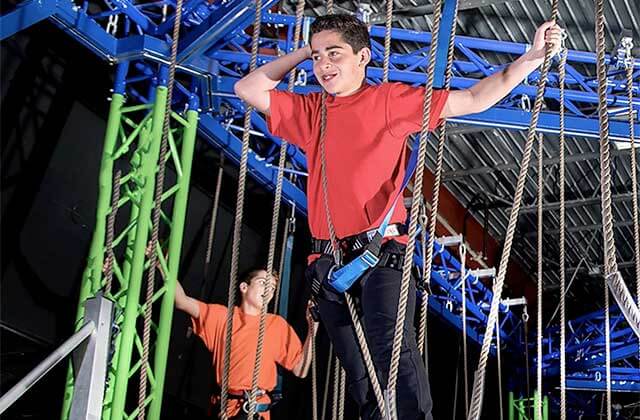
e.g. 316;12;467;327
1;22;506;420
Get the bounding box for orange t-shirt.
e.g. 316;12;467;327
191;302;303;419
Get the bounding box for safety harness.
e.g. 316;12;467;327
313;143;419;293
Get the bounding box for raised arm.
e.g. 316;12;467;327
234;45;312;114
442;21;563;119
291;302;320;378
174;280;201;319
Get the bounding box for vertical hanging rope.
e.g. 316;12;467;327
331;358;340;420
625;50;640;297
382;0;394;82
417;211;429;355
459;244;469;417
338;367;346;420
495;314;503;420
138;0;183;415
321;344;334;420
220;0;263;417
201;155;225;297
104;169;122;296
467;2;559;418
245;0;305;416
536;131;545;420
326;0;333;14
557;46;568;420
416;0;459;370
594;0;615;417
387;0;445;418
319;99;387;416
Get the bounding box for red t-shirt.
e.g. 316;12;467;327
267;82;449;240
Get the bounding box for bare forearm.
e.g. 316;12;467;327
174;282;200;319
467;51;543;113
234;46;311;113
293;322;318;378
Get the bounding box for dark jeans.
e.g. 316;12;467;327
308;240;433;420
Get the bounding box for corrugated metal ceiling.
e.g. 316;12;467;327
282;0;640;315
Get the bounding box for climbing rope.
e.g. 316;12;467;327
104;169;122;296
326;0;333;14
331;357;339;420
386;0;445;416
536;130;545;420
245;1;305;416
595;0;615;416
459;244;469;418
495;313;503;420
220;0;263;416
624;42;640;299
137;0;183;415
626;41;640;370
201;154;225;298
338;367;345;420
382;0;394;82
558;45;568;420
319;99;388;417
416;0;459;365
452;341;461;420
417;206;428;355
467;2;560;418
321;344;333;420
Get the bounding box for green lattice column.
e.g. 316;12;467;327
61;81;199;420
508;391;549;420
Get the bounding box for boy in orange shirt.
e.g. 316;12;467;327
175;269;319;419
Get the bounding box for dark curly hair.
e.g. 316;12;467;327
238;268;279;287
310;14;370;53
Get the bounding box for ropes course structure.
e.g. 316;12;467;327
3;0;640;419
557;43;568;420
465;0;562;416
218;0;264;415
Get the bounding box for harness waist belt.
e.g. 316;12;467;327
311;223;406;255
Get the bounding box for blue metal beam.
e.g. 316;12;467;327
213;72;639;142
176;0;279;64
1;0;56;40
196;113;309;214
433;0;458;89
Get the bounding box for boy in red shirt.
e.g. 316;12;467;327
235;14;561;420
175;269;319;419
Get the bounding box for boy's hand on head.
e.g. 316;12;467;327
529;21;563;60
303;44;312;60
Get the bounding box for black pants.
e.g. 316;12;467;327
309;240;433;420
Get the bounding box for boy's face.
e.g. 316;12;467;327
310;30;370;96
239;270;277;309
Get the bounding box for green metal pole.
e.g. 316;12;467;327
533;390;540;420
101;119;152;420
509;392;514;420
60;92;124;420
109;86;168;420
542;395;548;420
517;398;524;420
147;108;199;420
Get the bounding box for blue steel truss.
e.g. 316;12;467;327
2;0;639;399
540;307;640;392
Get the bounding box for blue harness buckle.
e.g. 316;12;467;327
324;144;420;294
328;249;380;293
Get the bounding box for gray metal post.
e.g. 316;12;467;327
0;323;95;414
70;293;114;419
